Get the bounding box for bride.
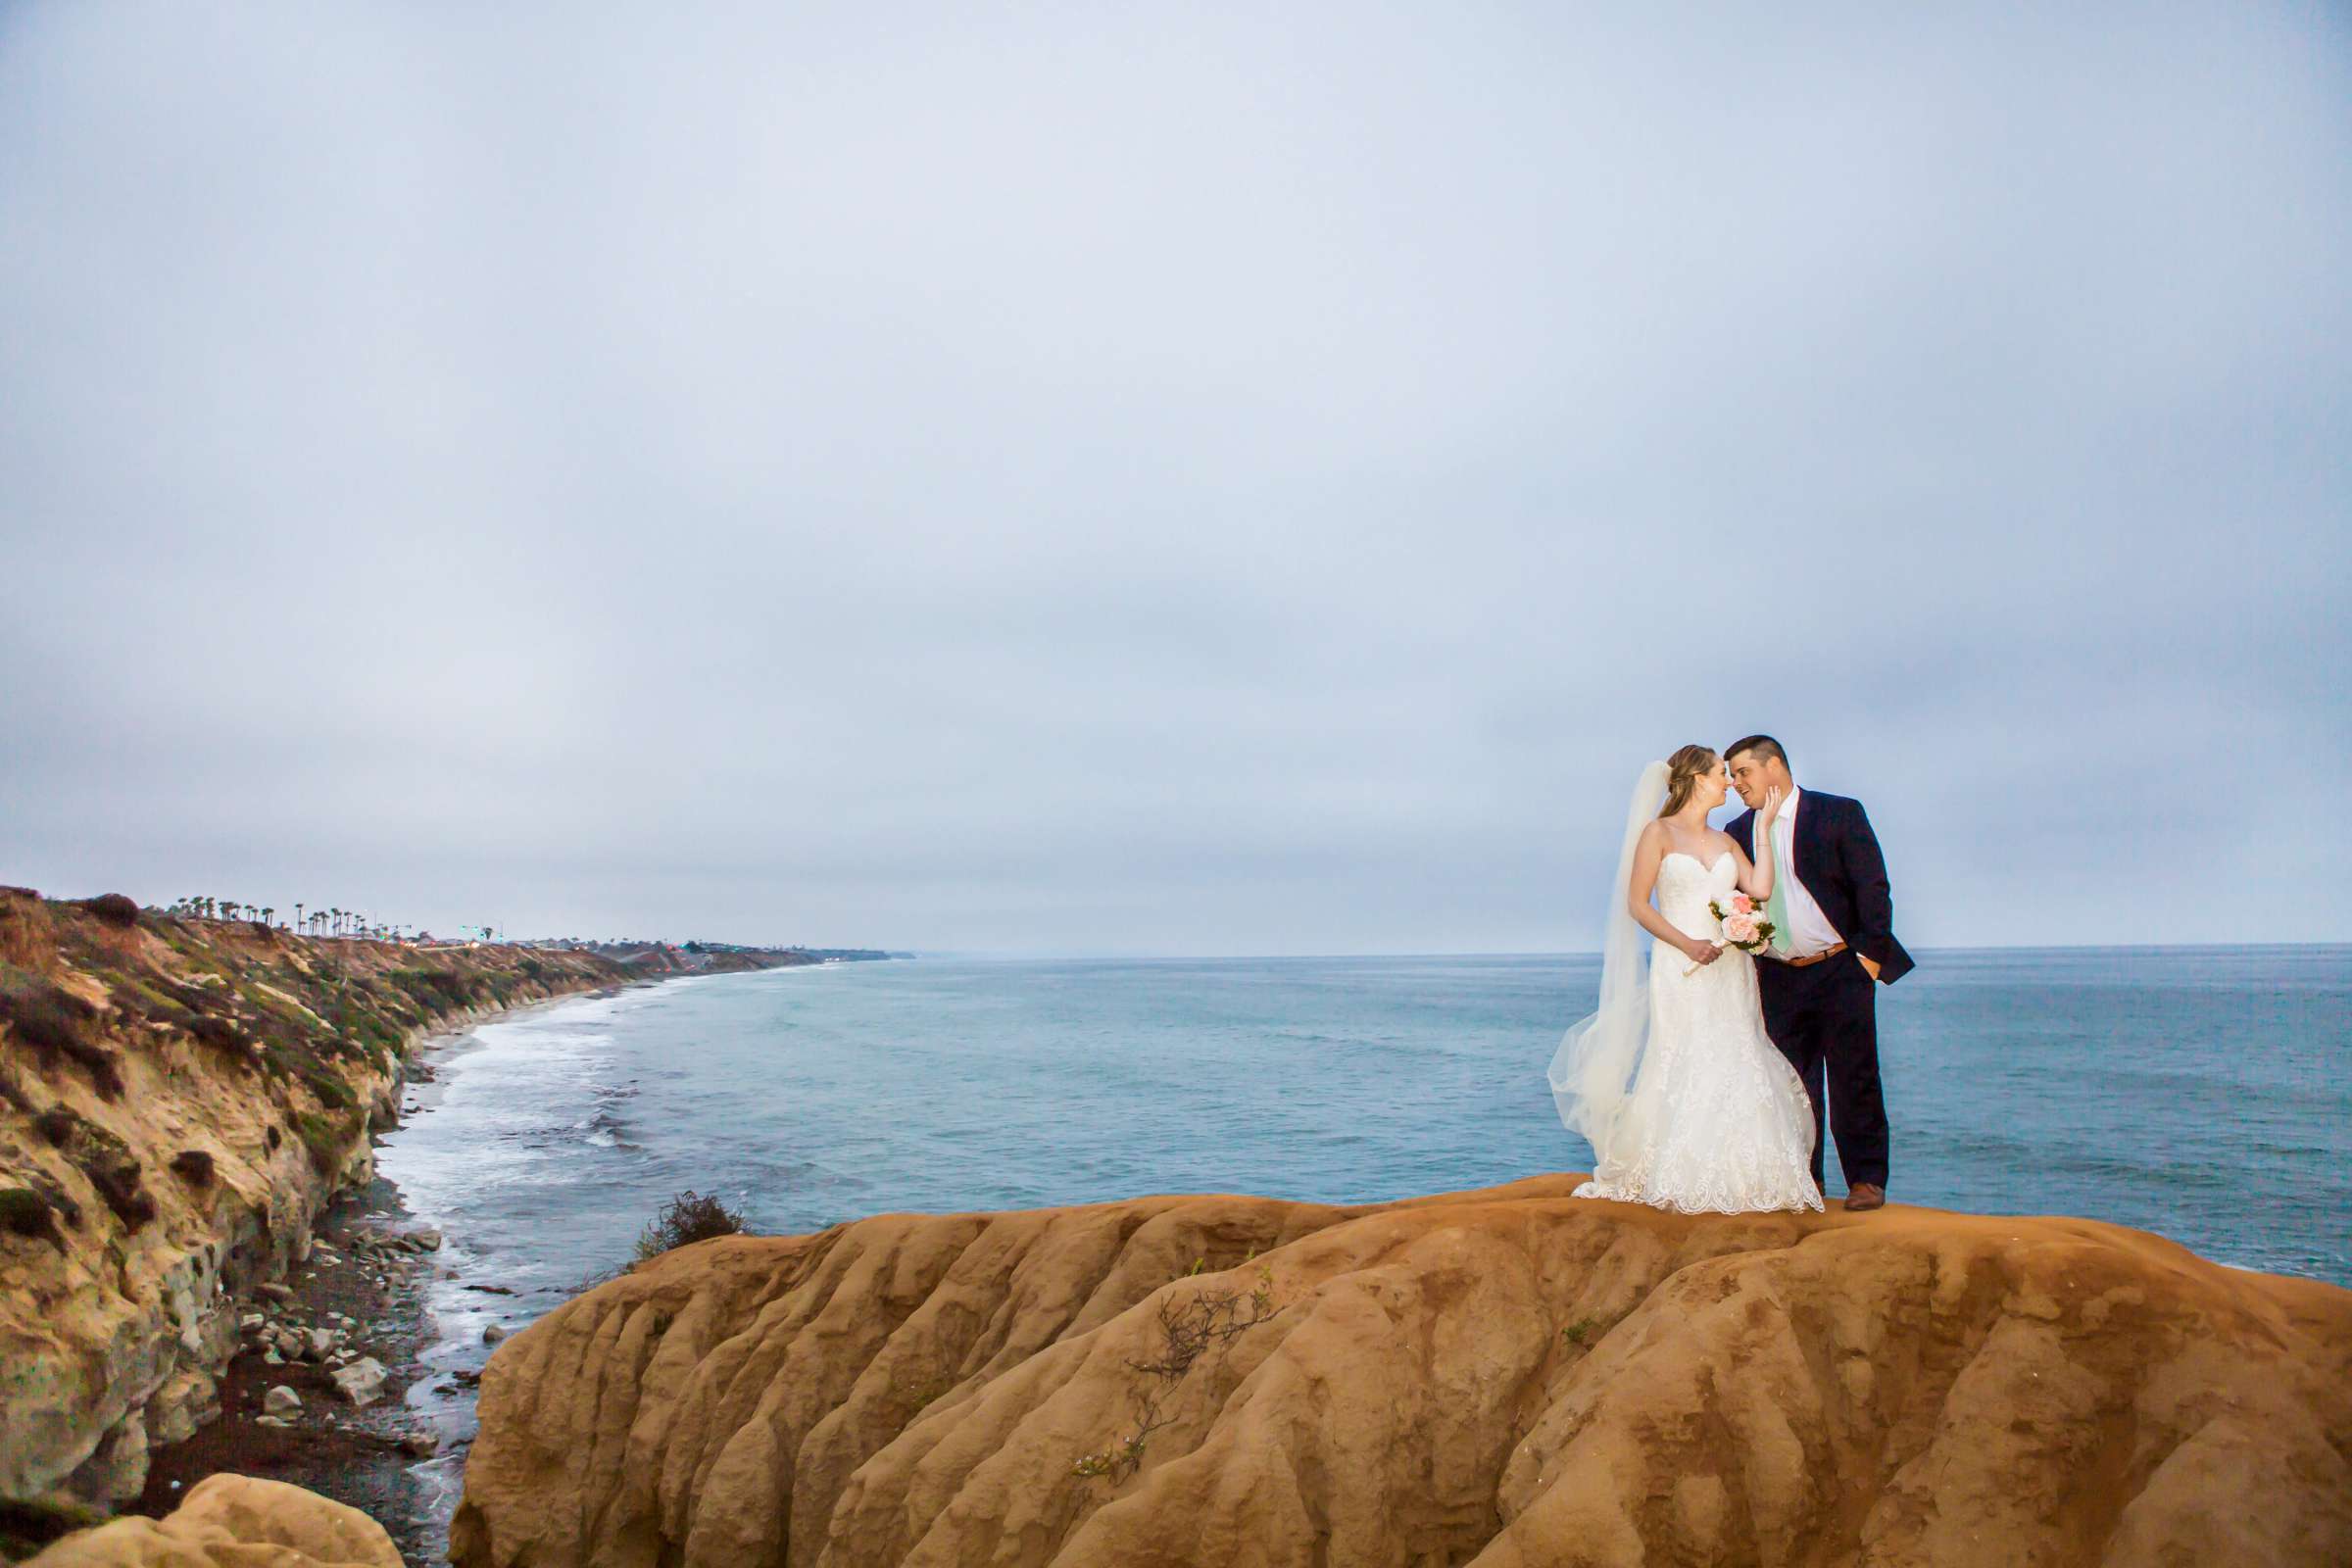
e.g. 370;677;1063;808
1548;745;1824;1214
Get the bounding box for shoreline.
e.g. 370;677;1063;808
125;984;650;1568
0;891;849;1559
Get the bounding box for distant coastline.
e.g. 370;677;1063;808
0;886;893;1562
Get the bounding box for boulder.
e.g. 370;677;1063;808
25;1472;399;1568
330;1357;386;1408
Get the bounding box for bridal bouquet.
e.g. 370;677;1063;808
1709;893;1778;956
1680;893;1779;976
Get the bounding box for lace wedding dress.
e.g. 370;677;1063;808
1548;763;1824;1215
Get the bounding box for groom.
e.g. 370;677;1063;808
1722;735;1913;1211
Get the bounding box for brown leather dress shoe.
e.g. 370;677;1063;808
1843;1182;1886;1212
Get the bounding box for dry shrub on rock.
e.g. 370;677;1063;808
0;971;124;1099
0;888;53;973
633;1189;747;1262
0;1187;69;1249
76;894;141;929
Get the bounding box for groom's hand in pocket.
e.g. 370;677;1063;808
1856;953;1883;982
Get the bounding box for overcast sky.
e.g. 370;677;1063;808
2;3;2345;955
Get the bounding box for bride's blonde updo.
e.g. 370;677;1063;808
1657;744;1719;817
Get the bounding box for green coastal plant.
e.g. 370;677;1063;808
290;1109;353;1177
117;977;193;1026
389;966;481;1014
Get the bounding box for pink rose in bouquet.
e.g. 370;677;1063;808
1707;897;1778;956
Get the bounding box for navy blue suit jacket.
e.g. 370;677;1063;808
1725;790;1915;984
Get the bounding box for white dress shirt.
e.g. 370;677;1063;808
1769;787;1844;957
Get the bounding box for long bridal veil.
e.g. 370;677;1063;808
1547;760;1670;1175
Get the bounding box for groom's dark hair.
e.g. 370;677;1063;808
1725;734;1788;769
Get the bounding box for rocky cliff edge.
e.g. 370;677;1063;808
447;1174;2352;1567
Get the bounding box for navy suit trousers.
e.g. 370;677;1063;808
1756;950;1888;1191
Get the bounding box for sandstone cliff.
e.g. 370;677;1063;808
0;891;636;1513
451;1175;2352;1568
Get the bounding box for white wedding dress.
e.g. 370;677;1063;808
1548;762;1824;1215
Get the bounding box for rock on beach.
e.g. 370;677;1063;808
24;1473;400;1568
329;1357;386;1408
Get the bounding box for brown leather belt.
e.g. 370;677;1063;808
1784;942;1848;968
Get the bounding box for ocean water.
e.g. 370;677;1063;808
378;946;2350;1466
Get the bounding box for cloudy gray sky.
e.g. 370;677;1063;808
2;3;2346;954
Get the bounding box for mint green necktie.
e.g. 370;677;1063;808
1764;819;1794;955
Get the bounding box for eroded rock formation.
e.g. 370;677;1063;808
450;1175;2352;1567
24;1473;400;1568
